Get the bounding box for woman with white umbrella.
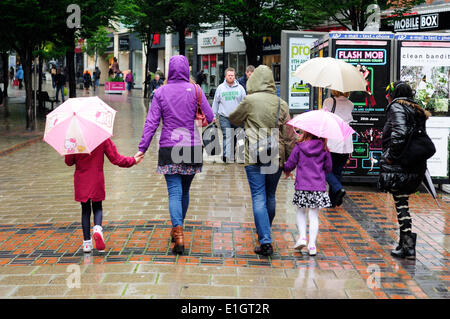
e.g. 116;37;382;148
322;90;355;207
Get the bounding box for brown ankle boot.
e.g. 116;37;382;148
172;226;184;254
170;227;176;243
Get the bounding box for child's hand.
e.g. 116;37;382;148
284;171;292;179
134;151;145;164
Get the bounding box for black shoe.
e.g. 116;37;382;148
254;243;273;256
391;231;403;255
335;189;346;206
391;232;416;259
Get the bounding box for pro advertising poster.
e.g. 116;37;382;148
288;37;318;110
333;39;392;178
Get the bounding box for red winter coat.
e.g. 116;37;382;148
65;138;136;202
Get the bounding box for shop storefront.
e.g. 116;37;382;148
197;28;246;95
262;35;281;83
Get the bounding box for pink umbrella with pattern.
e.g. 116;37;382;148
43;96;116;155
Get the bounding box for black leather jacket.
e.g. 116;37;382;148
379;98;427;194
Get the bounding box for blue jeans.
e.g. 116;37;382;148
219;115;239;162
244;165;282;245
56;85;65;102
164;174;196;227
326;152;348;203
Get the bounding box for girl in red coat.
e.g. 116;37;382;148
65;138;144;253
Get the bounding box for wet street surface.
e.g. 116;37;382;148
0;85;448;299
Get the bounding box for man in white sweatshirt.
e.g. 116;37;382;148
212;67;246;163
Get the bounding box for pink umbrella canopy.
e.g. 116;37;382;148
287;109;355;141
43;96;117;155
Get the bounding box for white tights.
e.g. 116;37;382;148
296;207;319;248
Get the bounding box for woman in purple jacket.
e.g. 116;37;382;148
283;131;332;256
135;55;214;254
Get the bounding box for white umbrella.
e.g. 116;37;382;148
294;57;367;93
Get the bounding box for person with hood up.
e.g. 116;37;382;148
135;55;214;255
229;65;295;257
378;81;432;259
16;65;24;89
212;67;246;163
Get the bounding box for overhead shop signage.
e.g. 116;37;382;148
201;36;219;47
385;11;450;32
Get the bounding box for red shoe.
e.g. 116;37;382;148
93;225;105;251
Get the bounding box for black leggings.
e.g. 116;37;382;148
392;194;412;235
81;200;103;240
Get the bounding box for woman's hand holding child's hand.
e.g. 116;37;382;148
134;151;145;164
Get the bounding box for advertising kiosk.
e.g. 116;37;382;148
280;30;326;114
310;31;395;183
394;33;450;185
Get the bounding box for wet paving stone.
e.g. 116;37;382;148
0;87;448;299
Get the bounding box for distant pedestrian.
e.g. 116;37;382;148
149;73;163;99
83;71;92;90
135;55;214;255
323;90;354;207
9;66;14;85
54;67;66;102
65;139;143;253
51;65;57;89
93;67;101;90
212;67;246;163
378;81;432;259
125;71;134;92
195;69;206;86
237;65;255;93
15;65;24;90
155;68;165;81
283;131;333;256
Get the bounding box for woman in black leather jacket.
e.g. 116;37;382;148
379;81;431;259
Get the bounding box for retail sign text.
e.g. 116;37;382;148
336;49;386;65
394;13;439;32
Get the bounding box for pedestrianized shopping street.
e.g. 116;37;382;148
0;86;449;299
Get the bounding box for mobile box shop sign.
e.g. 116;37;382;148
392;11;450;32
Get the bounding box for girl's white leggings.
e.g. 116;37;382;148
296;207;319;247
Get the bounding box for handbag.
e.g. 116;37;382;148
202;123;221;156
249;98;281;165
194;84;208;127
399;113;436;168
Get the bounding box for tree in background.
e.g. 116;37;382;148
156;0;220;56
216;0;298;67
117;0;166;98
293;0;425;31
82;26;110;69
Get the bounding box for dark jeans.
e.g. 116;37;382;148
219;115;239;162
81;200;103;240
164;174;196;227
326;152;348;204
244;165;282;245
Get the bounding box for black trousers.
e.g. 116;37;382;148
81;200;103;240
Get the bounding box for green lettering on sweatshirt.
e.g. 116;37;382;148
222;91;239;101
